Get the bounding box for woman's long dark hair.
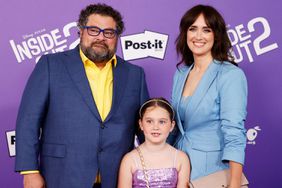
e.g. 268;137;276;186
176;4;236;67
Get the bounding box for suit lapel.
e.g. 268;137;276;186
104;57;128;123
174;66;192;134
186;60;221;123
64;46;102;121
175;66;192;107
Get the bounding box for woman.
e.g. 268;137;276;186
171;4;248;188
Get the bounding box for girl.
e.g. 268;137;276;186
118;98;190;188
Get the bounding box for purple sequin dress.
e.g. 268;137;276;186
133;168;178;188
132;149;178;188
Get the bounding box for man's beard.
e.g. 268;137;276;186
81;41;117;63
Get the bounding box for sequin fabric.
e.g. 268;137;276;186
132;167;178;188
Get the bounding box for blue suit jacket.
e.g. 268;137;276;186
15;46;149;188
171;60;247;180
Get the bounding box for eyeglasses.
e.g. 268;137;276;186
82;26;118;39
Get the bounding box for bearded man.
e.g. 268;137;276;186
15;3;149;188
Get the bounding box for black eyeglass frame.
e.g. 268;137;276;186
81;26;118;39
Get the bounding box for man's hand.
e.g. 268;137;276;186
23;173;45;188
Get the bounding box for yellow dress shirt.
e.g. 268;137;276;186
80;48;117;121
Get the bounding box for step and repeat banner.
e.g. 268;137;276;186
1;0;281;187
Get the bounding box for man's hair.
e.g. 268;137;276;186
77;3;124;35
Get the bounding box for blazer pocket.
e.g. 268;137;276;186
41;143;66;158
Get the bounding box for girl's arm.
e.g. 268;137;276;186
118;153;134;188
177;151;191;188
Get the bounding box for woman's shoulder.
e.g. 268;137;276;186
174;65;191;74
214;60;246;80
214;61;248;91
173;65;191;82
216;60;244;73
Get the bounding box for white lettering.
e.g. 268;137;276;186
248;17;278;55
51;29;67;46
235;24;251;42
228;17;278;63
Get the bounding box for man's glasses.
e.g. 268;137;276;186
82;26;118;39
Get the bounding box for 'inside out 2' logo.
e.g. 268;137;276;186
120;31;168;61
227;17;278;63
9;22;79;64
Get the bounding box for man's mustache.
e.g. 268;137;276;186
91;41;108;48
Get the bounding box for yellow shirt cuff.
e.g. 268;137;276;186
20;170;40;175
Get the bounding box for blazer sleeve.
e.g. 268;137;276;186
15;55;49;172
219;67;248;165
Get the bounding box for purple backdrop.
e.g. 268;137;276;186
1;0;281;187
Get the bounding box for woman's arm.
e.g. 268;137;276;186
220;67;248;165
219;66;248;187
229;161;243;188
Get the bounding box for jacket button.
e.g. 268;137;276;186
100;123;105;129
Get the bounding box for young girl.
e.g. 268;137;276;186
118;98;190;188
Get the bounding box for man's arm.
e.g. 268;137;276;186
23;173;45;188
15;55;49;172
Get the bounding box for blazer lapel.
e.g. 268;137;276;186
186;60;221;123
175;66;192;134
64;46;102;121
104;57;128;123
176;67;192;107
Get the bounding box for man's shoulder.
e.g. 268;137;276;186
116;56;143;70
43;47;77;59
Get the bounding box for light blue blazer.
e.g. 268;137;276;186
171;60;247;180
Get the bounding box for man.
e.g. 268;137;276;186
15;4;149;188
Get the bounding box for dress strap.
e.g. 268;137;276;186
173;149;178;168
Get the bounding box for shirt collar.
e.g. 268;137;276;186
79;47;117;67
